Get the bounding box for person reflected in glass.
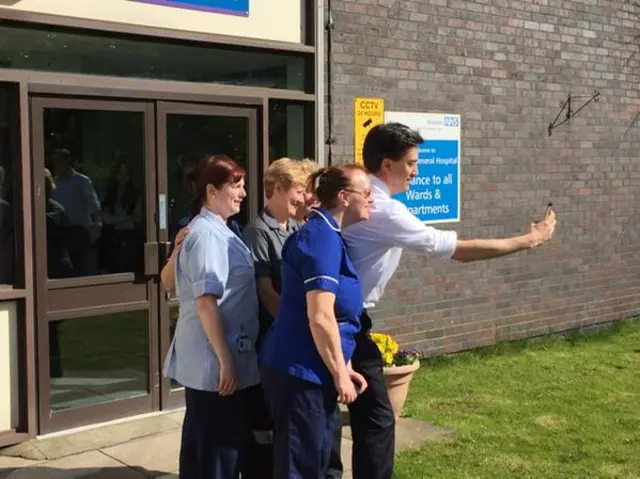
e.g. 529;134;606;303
50;148;101;276
163;154;260;479
99;162;143;274
260;164;372;478
44;168;72;378
45;168;73;280
170;162;197;241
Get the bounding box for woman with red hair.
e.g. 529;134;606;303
163;155;260;479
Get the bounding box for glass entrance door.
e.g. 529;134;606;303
30;97;260;432
30;98;160;433
156;102;259;409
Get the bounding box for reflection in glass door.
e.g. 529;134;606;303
165;113;252;238
156;102;258;408
30;98;159;433
42;109;146;280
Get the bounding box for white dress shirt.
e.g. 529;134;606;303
342;176;458;309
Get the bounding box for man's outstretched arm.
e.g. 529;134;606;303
451;209;556;263
376;202;557;263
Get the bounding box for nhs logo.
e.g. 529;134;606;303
443;116;459;127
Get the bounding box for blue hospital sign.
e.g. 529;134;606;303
384;112;461;224
132;0;250;16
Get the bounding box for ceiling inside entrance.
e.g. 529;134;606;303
0;23;306;90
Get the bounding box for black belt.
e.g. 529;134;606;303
360;308;373;331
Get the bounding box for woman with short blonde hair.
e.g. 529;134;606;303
263;157;309;199
294;158;321;225
241;157;317;478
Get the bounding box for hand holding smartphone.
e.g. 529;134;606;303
535;202;554;224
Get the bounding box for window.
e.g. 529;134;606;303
41;108;146;279
269;100;313;162
49;311;149;412
0;23;308;91
0;85;16;286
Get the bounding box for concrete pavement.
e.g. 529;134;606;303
0;410;452;478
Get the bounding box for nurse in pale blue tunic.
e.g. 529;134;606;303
163;154;260;479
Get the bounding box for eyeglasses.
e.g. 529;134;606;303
343;188;372;199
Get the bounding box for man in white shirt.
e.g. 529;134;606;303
341;122;556;479
50;148;102;276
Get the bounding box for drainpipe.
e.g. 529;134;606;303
315;0;326;166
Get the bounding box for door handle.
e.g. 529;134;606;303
159;241;172;264
144;241;173;276
144;242;159;276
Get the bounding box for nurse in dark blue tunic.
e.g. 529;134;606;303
260;164;374;478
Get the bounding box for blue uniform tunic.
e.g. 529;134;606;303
260;207;363;385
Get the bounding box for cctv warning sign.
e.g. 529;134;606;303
354;98;384;166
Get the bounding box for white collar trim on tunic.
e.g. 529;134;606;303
310;207;341;232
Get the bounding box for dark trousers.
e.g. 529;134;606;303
342;312;396;479
262;366;338;479
326;406;343;479
241;384;274;479
67;225;91;276
179;387;251;479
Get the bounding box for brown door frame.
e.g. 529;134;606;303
155;101;260;410
7;69;307;438
30;96;160;433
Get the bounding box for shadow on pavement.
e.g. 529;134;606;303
0;465;174;478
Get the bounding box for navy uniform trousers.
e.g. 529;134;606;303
262;366;339;478
179;387;251;479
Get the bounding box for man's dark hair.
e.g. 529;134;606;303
51;148;72;162
362;122;423;174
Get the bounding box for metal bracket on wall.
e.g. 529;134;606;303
548;91;600;136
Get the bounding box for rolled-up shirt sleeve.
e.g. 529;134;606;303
295;231;342;294
243;226;271;279
382;201;458;259
185;231;227;298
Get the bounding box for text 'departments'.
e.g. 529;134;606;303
384;111;461;224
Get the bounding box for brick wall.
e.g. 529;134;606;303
326;0;640;355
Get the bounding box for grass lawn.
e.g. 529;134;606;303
394;319;640;479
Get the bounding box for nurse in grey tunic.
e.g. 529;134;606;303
163;154;260;479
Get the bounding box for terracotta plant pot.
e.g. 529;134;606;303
382;360;420;419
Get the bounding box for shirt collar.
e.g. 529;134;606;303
260;207;297;232
310;207;341;232
370;175;391;197
199;206;226;227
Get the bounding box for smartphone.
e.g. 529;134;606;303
535;202;553;224
544;202;553;216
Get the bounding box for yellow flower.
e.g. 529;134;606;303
383;352;394;366
370;332;400;367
